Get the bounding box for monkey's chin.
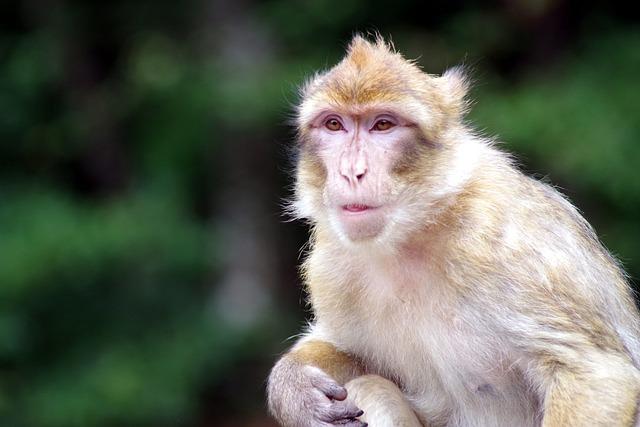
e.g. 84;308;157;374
335;207;386;242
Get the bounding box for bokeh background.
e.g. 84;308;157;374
1;1;639;426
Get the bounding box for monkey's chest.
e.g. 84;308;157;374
332;304;539;427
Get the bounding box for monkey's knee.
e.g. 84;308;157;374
345;375;424;427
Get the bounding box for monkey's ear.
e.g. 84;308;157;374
438;66;471;117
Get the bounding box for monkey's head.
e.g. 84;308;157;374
293;35;472;247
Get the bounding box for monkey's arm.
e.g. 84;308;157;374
287;338;363;384
345;375;424;427
267;336;367;427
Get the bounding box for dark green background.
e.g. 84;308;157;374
1;1;638;426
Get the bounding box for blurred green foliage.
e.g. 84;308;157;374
0;1;638;426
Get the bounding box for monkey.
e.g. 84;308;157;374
267;35;640;427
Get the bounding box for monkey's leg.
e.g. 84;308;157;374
538;352;640;427
345;374;424;427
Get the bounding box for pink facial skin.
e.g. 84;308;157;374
307;109;416;242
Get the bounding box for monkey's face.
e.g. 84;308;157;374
296;107;430;243
292;36;469;246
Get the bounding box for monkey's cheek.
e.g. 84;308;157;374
337;210;386;241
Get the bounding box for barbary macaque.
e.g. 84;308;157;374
267;35;640;427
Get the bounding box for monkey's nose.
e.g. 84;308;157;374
340;166;367;186
339;150;367;186
352;155;368;183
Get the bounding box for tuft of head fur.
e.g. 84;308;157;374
297;34;470;141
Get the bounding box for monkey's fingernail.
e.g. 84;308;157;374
356;410;364;417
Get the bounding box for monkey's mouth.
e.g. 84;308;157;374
341;204;378;214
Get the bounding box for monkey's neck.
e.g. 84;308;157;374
309;213;452;295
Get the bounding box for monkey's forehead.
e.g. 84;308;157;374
296;68;441;130
302;52;431;102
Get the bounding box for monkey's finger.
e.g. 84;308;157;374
319;400;363;422
331;420;368;427
311;376;348;400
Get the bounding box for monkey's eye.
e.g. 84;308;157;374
372;119;395;131
324;117;344;131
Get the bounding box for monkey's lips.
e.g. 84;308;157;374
341;204;377;214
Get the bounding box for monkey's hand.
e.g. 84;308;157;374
267;357;367;427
